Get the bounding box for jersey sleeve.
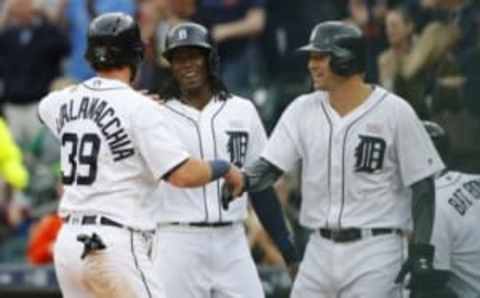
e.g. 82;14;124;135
261;100;302;172
431;201;454;270
131;99;190;180
394;101;444;187
244;103;267;168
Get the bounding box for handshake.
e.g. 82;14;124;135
221;165;247;210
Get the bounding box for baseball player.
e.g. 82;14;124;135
37;13;244;298
426;121;480;298
151;22;297;298
223;21;446;297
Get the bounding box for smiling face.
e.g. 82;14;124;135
170;46;210;95
308;52;345;91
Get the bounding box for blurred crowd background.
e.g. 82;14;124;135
0;0;479;292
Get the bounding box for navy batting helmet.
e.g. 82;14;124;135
85;12;144;71
298;21;367;76
163;22;219;75
423;121;450;163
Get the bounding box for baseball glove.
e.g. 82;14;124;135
408;268;458;298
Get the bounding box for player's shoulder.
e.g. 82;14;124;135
38;84;78;117
40;84;77;104
436;171;463;189
125;89;166;113
376;86;416;111
285;90;327;114
226;94;257;112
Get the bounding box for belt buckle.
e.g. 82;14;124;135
362;229;373;238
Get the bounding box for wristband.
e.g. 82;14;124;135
209;160;231;181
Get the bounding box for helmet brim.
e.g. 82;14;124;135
162;43;212;60
297;44;332;53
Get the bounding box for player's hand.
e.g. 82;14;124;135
221;166;245;210
223;165;244;197
139;89;163;103
396;244;457;298
395;243;435;285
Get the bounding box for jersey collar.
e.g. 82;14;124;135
82;77;130;91
322;85;386;125
436;171;462;188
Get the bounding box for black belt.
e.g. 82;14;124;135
319;228;402;243
170;221;234;228
63;215;124;229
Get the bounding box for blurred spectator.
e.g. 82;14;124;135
60;0;136;82
0;0;70;149
378;6;430;118
135;0;173;91
403;0;480;173
438;0;480;68
26;209;61;265
195;0;266;98
26;181;62;265
432;40;480;173
344;0;389;83
0;117;28;191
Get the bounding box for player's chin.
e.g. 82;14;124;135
313;82;327;91
179;81;199;91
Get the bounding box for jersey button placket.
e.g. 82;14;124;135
328;131;343;229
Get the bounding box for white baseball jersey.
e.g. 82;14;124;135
152;96;267;223
38;77;190;230
431;171;480;298
262;85;444;230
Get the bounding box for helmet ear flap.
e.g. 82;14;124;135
329;48;357;76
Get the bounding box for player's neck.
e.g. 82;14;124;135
96;68;131;85
182;87;213;111
328;78;372;117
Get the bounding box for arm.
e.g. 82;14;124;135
212;8;266;43
402;22;459;79
243;158;284;192
396;176;437;284
167;159;244;191
249;187;298;266
411;176;435;244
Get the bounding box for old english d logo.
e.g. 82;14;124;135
226;131;248;167
354;135;386;173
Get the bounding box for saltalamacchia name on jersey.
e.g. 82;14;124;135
55;97;135;162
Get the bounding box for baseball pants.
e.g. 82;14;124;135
291;230;405;298
154;223;265;298
54;218;165;298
